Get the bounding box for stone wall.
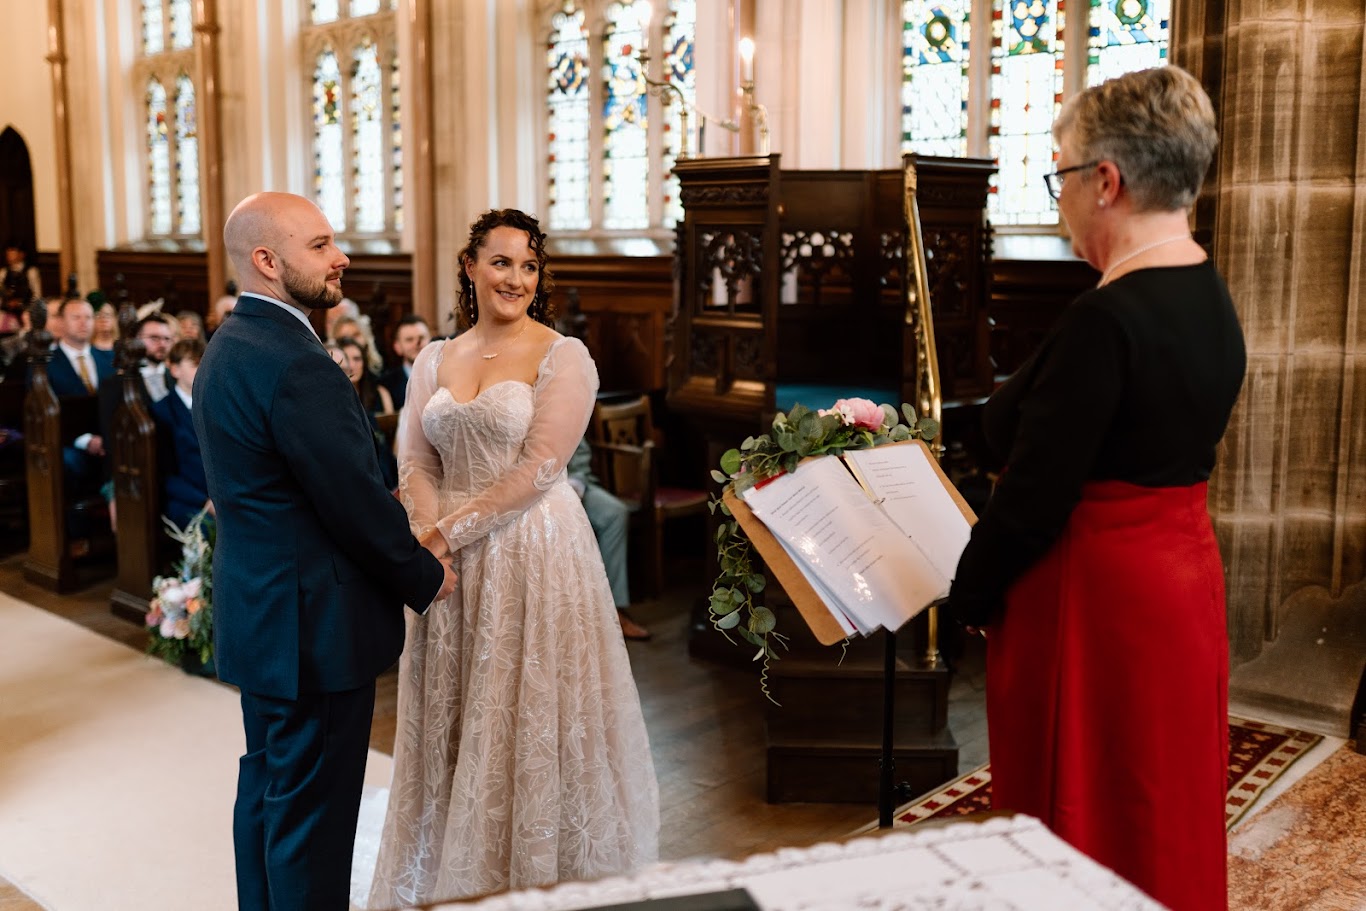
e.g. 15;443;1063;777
1174;0;1366;686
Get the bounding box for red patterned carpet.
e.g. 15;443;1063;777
894;716;1322;829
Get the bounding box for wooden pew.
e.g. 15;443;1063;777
0;377;29;552
23;335;115;592
108;313;169;622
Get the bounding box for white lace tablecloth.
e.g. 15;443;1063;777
439;814;1165;910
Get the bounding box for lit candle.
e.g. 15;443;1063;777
739;36;755;84
637;1;652;55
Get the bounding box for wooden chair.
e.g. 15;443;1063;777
588;395;708;598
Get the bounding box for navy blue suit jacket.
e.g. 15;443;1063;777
149;390;208;530
193;295;444;700
43;345;115;399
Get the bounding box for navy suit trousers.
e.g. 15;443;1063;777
234;684;375;911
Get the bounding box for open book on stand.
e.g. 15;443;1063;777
722;440;976;645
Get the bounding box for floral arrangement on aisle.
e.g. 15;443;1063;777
146;509;215;673
708;398;939;695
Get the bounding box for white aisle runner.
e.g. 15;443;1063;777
0;593;393;911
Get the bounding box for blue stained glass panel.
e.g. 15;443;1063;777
313;49;346;232
901;0;969;156
602;1;649;230
146;79;172;235
547;5;591;231
661;0;696;227
988;0;1064;226
1088;0;1168;86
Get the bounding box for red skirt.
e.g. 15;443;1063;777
986;481;1228;911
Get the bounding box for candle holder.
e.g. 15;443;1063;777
636;48;738;159
740;79;770;156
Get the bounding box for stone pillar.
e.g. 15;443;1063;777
1174;0;1366;730
406;0;436;330
44;0;76;286
195;0;226;305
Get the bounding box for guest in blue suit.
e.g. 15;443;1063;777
194;192;457;911
38;297;115;494
149;338;209;531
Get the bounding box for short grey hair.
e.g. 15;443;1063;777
1053;66;1218;212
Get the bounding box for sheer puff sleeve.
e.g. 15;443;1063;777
395;340;445;540
434;336;599;552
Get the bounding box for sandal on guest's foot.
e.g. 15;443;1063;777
618;610;652;641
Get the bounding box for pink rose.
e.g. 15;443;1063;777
172;618;191;640
146;602;163;626
159;617;177;639
829;397;884;431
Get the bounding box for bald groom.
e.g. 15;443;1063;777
195;192;456;910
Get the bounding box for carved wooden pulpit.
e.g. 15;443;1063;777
668;154;995;805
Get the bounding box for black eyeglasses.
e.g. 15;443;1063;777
1043;161;1100;200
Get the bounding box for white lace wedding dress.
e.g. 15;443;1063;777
364;336;659;909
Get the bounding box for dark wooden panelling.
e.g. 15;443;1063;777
548;239;674;396
97;246;210;317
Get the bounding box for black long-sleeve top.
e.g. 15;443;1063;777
946;261;1247;627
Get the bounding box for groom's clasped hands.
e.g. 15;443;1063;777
424;533;458;600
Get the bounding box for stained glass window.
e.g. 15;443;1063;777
349;0;394;16
313;48;346;232
312;0;340;25
142;0;165;55
170;0;193;50
661;0;697;228
391;50;404;233
146;79;172;236
1088;0;1168;85
351;39;385;234
547;5;591;231
174;74;200;235
305;5;402;237
989;0;1065;226
602;1;649;230
903;0;1170;233
901;0;969;157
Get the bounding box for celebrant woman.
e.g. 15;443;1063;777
365;209;659;907
945;65;1246;911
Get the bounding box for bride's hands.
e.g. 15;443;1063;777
420;528;450;561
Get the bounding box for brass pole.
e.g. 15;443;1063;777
904;158;944;667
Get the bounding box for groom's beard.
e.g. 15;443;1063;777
280;260;344;311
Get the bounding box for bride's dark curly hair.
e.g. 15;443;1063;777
456;208;555;328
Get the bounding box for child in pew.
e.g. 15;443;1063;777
149;338;212;530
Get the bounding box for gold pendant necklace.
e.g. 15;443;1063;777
477;319;529;360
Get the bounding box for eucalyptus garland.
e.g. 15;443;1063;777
707;399;940;700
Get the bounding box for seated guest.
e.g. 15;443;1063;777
2;242;41;303
42;297;114;398
99;312;174;443
176;310;205;342
331;313;384;374
567;436;650;640
323;296;360;341
150;339;210;530
91;303;118;351
380;314;430;410
208;279;237;333
336;335;397;489
36;297;113;494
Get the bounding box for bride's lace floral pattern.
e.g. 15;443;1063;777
369;337;659;907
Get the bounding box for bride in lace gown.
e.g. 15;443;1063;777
366;210;659;908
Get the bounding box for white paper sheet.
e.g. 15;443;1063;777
742;457;946;633
843;444;973;581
